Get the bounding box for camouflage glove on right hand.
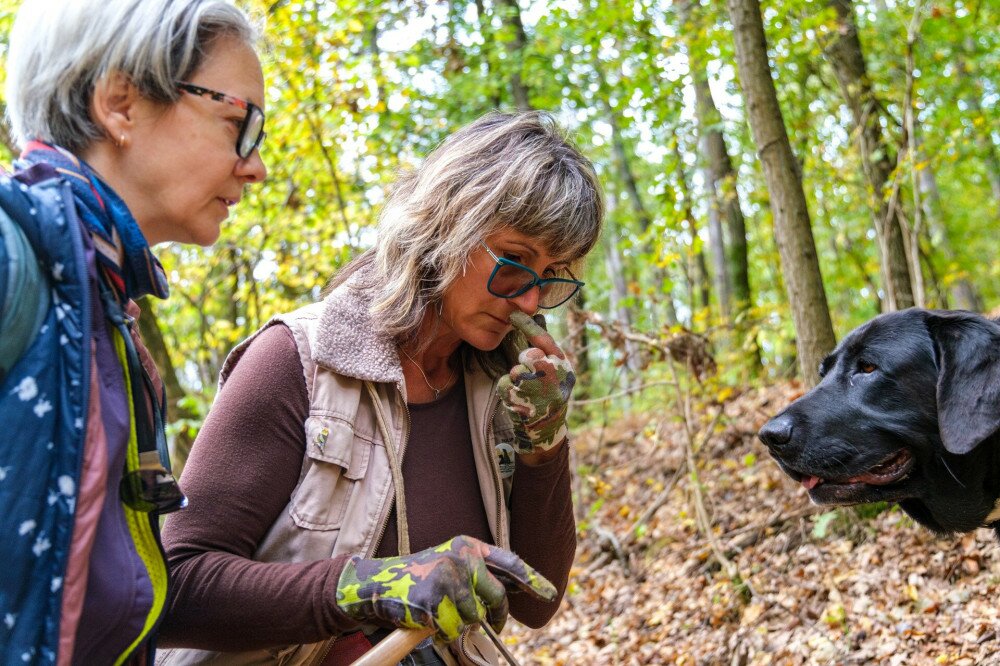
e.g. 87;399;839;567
498;311;576;454
335;535;556;642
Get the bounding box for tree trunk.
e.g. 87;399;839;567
727;0;836;386
472;0;504;109
917;151;981;311
564;294;592;401
671;11;731;321
593;58;677;329
691;70;762;370
603;218;642;390
672;143;712;321
679;0;752;320
824;0;914;311
496;0;531;111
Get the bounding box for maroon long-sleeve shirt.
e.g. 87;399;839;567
158;324;576;650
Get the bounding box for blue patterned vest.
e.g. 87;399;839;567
0;164;91;663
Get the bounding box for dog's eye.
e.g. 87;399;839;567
859;361;877;374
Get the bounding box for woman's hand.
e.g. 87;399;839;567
498;312;576;460
335;535;556;642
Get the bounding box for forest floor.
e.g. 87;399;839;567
506;382;1000;665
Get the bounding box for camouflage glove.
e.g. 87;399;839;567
498;311;576;454
335;535;556;642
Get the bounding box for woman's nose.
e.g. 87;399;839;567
510;286;541;315
236;149;267;182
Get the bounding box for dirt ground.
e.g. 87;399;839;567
506;383;1000;665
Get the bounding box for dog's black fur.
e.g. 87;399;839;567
758;308;1000;535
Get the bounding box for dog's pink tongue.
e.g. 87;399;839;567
801;475;822;490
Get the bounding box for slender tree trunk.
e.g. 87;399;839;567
824;0;914;311
680;0;752;319
917;151;981;311
603;217;642;390
593;58;676;329
703;173;731;320
902;5;926;308
564;293;592;400
691;73;762;370
473;0;504;109
496;0;531;111
727;0;836;386
672;144;712;320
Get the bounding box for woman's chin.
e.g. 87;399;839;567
464;331;508;352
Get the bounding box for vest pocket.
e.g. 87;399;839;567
290;415;372;530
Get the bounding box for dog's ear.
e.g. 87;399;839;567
928;311;1000;454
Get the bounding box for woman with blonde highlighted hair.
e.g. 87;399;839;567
159;111;603;665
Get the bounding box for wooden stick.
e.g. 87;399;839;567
349;627;435;666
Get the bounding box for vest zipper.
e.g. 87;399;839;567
311;635;336;666
458;629;492;666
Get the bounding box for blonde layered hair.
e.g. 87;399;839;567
335;111;603;369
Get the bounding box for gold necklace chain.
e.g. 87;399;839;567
399;348;455;400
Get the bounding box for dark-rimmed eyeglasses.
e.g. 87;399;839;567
481;241;584;309
176;82;266;159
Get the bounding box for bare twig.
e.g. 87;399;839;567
666;359;753;596
570;380;675;406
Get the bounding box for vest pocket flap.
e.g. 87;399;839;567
304;415;370;480
291;417;371;531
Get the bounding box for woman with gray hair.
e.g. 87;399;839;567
158;112;603;665
0;0;266;663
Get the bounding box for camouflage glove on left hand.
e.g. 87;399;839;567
335;535;556;642
498;312;576;454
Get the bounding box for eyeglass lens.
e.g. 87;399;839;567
490;263;578;307
239;107;265;159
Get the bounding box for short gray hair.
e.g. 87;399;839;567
337;111;604;371
6;0;257;153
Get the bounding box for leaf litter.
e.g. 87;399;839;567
506;382;1000;665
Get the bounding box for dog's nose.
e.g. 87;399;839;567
758;415;793;450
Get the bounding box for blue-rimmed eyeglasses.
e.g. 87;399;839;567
481;241;584;309
176;82;266;159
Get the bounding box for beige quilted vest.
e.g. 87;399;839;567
158;278;514;666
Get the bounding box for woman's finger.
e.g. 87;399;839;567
472;562;510;633
480;544;557;602
509;311;564;359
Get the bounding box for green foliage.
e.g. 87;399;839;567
0;0;997;443
811;502;894;541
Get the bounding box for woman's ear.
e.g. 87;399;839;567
90;72;139;146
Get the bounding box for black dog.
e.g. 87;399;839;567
758;308;1000;535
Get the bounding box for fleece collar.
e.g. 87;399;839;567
313;267;404;385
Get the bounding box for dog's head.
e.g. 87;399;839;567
759;308;1000;534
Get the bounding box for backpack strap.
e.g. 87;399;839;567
0;204;50;383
